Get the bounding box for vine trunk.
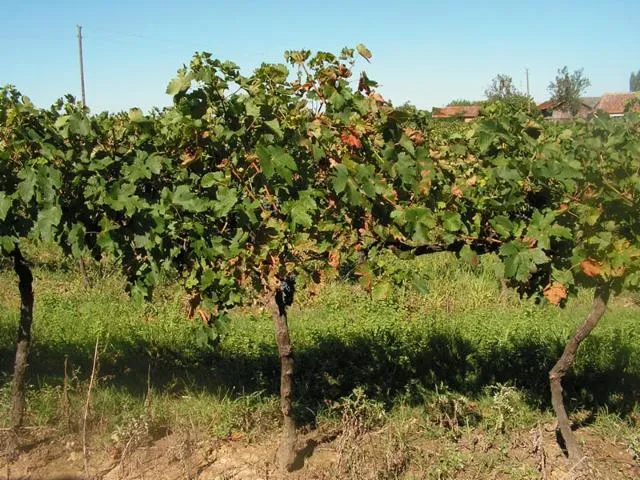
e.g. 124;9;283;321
272;291;297;471
10;248;34;429
549;283;610;463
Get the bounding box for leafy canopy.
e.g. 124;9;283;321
630;70;640;92
485;74;521;101
1;47;640;321
548;66;591;116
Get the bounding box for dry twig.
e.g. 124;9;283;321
83;337;100;479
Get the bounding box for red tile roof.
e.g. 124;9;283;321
597;92;640;114
537;98;600;111
432;105;481;119
537;99;563;111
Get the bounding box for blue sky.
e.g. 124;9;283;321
2;1;638;113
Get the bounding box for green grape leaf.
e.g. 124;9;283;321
166;71;194;96
372;280;393;300
36;205;62;242
0;193;12;221
356;43;372;62
442;212;463;232
265;119;283;138
490;215;514;237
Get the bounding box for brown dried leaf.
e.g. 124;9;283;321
418;180;431;196
429;149;442;160
404;127;425;145
337;64;352;78
610;265;625;277
451;185;463;198
180;151;197;166
358;73;371;94
196;307;210;324
370;92;385;103
523;236;537;249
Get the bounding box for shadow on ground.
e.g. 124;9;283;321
1;319;638;423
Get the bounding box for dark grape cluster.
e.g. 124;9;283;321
279;274;296;307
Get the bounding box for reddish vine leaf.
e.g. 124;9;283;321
543;282;567;306
328;250;340;269
341;132;362;150
451;185;463;198
580;258;603;277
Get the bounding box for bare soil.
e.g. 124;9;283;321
2;421;638;480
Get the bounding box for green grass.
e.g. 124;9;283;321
0;247;638;449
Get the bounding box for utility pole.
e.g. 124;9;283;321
77;25;86;107
525;68;530;96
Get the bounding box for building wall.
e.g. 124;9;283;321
546;105;593;121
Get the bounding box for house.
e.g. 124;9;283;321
596;92;640;117
538;93;640;120
538;97;600;120
432;105;481;122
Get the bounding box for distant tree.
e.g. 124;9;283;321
548;66;591;115
395;102;431;130
625;95;640;113
631;70;640;92
448;99;477;106
396;101;421;113
481;95;541;119
485;74;521;100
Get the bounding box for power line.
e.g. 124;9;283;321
84;26;270;59
0;34;51;41
86;27;204;50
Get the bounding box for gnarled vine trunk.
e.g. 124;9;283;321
78;256;91;288
10;248;34;429
272;282;297;471
549;283;610;463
